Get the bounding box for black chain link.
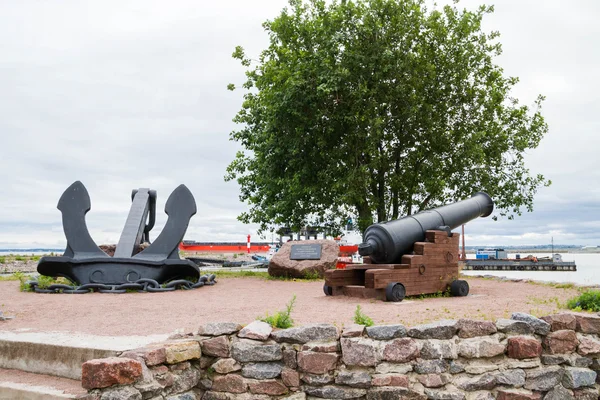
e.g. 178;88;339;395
26;274;217;294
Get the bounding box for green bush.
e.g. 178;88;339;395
353;305;374;327
260;295;296;329
567;290;600;312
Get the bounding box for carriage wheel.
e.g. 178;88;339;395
450;280;469;297
385;282;406;302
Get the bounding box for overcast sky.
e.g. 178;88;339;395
0;0;598;249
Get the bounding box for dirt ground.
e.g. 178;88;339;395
0;276;583;337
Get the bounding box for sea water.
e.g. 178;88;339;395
462;253;600;286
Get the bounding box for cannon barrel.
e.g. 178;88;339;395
358;192;494;264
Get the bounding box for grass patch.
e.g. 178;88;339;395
211;270;270;279
566;289;600;312
0;254;42;263
413;287;452;300
210;269;321;282
353;305;374;327
260;295;296;329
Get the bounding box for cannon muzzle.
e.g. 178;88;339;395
359;192;493;264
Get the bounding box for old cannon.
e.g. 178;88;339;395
31;181;215;293
323;192;493;302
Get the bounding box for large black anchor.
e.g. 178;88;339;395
33;181;215;293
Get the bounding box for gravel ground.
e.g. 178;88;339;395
0;276;581;337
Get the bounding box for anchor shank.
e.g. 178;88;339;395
114;188;152;258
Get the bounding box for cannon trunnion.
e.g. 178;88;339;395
324;193;493;302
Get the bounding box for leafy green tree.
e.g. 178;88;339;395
226;0;550;234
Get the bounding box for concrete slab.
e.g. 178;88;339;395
0;330;168;380
0;368;85;400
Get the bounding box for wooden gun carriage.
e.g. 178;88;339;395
324;192;494;302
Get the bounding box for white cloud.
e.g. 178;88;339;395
0;0;599;248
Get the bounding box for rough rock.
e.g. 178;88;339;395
414;359;448;374
544;330;579;354
268;239;339;278
247;379;288;395
366;324;407;340
574;314;600;334
283;349;297;369
494;369;526;387
302;384;367;399
541;354;573;365
408;320;458;340
468;392;495;400
201;336;229;358
342;324;365;338
282;367;301;387
502;359;541;369
371;374;409;387
197;322;242;336
340;337;382;366
449;360;466;374
495;389;542;400
458;336;506;358
150;365;174;387
540;314;577;332
375;362;413;374
463;360;499;374
238;320;273;341
300;372;334;385
335;370;372;388
457;319;498;339
496;319;535;335
419;339;458;360
281;394;306;400
164;391;200;400
297;351;339;374
211;358;241;374
366;387;427;400
82;357;143;389
302;341;339;353
98;386;142;400
272;324;338;344
524;366;564;391
543;385;575;400
211;374;246;393
165;366;199;395
577;336;600;356
164;341;201;364
572;388;599;400
454;374;496;391
508;336;542;359
562;367;597;389
511;313;551;335
424;388;466;400
241;362;283;379
417;373;452;388
120;346;167;367
382;338;419;362
231;338;282;362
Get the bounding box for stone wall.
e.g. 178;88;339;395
79;312;600;400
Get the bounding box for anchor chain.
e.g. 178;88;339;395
26;274;217;294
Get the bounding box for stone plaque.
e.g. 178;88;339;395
290;244;322;260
